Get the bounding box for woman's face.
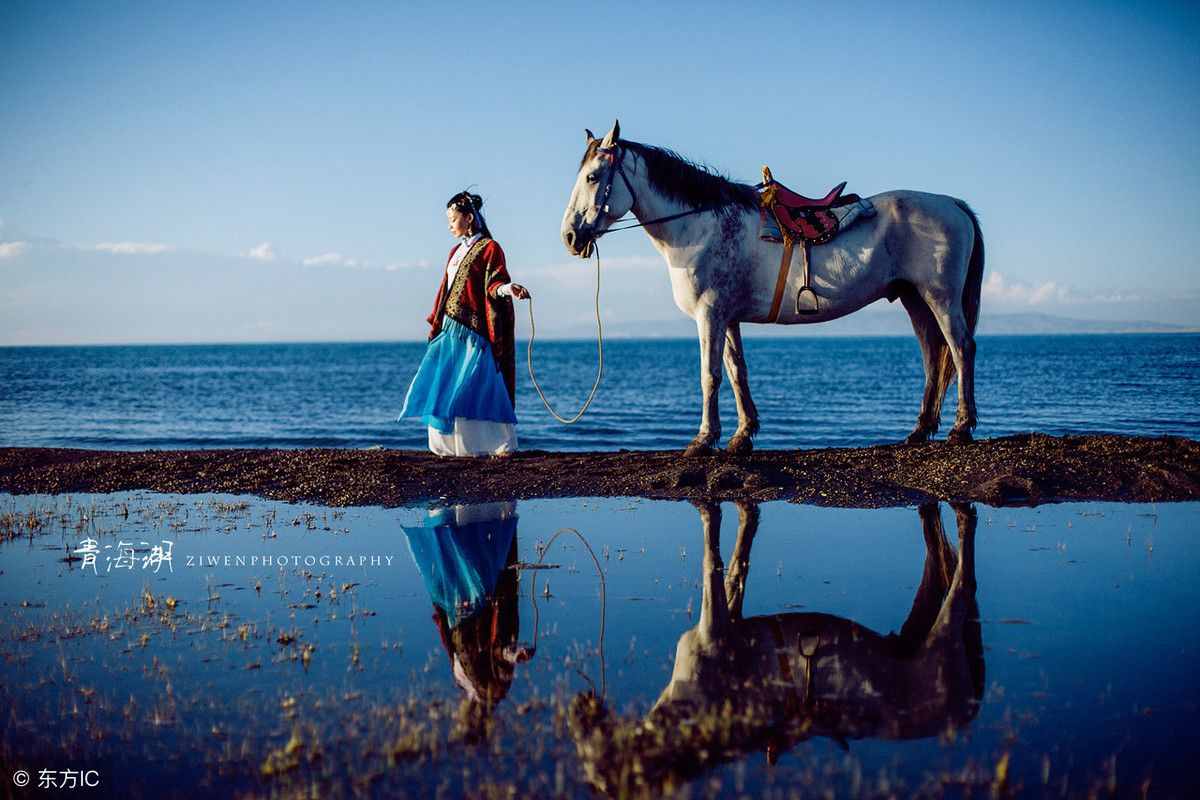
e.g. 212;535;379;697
446;206;474;238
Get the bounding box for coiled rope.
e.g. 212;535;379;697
521;243;604;424
527;527;607;698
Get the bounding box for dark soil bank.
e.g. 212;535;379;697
2;434;1198;508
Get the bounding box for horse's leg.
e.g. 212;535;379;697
723;322;760;454
724;501;760;621
899;286;950;443
925;296;976;444
928;502;979;640
917;502;983;720
685;308;726;456
950;502;978;590
893;503;955;656
693;500;731;644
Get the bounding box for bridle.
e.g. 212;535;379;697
584;143;726;245
592;145;636;220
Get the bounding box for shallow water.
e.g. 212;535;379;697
1;493;1198;797
2;333;1198;451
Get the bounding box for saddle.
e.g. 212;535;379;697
760;166;861;246
758;166;869;319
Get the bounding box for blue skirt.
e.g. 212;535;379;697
402;506;518;627
399;316;517;433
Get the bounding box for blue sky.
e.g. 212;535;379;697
1;0;1197;343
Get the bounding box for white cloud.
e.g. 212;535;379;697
93;241;174;255
982;271;1138;306
303;252;361;268
383;258;431;271
244;242;276;261
0;241;30;259
982;271;1064;305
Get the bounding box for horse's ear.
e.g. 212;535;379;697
585;128;596;142
600;119;620;149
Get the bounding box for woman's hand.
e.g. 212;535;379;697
509;283;530;300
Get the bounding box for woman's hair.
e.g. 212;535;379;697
447;190;493;239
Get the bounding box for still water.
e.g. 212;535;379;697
1;493;1197;797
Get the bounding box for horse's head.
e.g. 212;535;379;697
561;120;635;258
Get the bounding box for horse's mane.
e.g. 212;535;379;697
581;139;760;212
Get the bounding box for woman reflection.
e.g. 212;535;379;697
402;501;532;738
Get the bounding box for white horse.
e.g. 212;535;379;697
561;121;984;454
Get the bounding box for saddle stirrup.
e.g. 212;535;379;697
795;241;818;315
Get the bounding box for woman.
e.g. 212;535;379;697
399;191;530;456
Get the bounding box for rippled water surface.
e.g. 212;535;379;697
2;334;1198;451
2;493;1197;797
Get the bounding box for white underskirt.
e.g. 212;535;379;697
428;418;517;457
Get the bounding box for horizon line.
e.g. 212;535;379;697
2;329;1198;349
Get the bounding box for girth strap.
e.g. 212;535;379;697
766;238;794;323
767;237;818;322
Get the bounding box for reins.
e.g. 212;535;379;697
595;144;736;236
523;242;604;424
598;205;717;235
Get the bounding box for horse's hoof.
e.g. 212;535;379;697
947;428;973;445
684;441;714;457
904;429;932;445
726;434;754;455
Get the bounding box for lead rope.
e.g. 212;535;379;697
521;242;604;424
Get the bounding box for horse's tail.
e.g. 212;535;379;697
933;200;985;404
954;199;985;338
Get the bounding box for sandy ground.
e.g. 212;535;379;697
2;433;1198;508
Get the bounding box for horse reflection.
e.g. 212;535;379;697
402;501;533;740
570;502;983;795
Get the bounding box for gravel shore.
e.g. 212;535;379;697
2;433;1198;508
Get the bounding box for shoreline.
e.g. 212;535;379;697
2;434;1198;508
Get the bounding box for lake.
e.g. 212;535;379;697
2;334;1198;451
2;492;1196;797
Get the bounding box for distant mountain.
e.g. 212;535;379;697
974;312;1196;335
547;310;1196;339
